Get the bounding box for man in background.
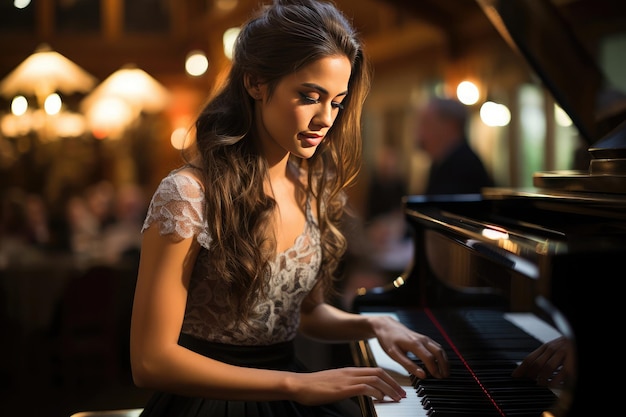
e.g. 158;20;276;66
416;97;494;194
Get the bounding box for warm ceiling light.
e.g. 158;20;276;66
555;104;573;127
11;95;28;116
170;126;194;150
457;80;480;105
43;93;62;115
14;0;31;9
223;27;240;60
480;101;511;127
85;96;134;140
185;50;209;77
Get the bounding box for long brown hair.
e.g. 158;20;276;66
184;0;371;322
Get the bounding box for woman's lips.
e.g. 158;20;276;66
299;133;324;147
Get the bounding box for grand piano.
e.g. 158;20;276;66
350;0;626;416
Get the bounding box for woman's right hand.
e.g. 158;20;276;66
288;366;406;405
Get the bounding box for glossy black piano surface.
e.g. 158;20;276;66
350;0;626;414
353;0;626;417
352;190;626;416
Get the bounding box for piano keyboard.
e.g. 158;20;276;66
359;309;562;417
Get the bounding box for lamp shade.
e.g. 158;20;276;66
0;44;97;99
81;64;170;114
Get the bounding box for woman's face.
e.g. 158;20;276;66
253;55;352;162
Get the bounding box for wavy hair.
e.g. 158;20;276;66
184;0;371;322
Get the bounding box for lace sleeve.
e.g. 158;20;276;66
142;172;211;248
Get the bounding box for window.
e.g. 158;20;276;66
55;0;101;34
124;0;170;33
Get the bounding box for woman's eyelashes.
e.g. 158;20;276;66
299;93;344;110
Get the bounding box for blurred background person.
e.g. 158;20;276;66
0;187;53;264
63;194;101;260
365;143;408;222
415;97;494;195
362;143;412;274
100;183;146;265
338;144;412;310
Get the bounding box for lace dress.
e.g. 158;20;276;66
138;169;362;417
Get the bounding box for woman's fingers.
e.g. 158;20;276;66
384;337;450;379
359;367;406;401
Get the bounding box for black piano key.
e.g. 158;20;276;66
395;308;559;417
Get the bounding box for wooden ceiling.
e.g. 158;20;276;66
0;0;492;83
0;0;623;92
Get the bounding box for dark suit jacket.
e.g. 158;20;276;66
425;142;494;195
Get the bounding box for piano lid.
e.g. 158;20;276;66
476;0;626;194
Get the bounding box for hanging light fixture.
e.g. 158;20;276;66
81;64;170;139
0;44;95;140
0;43;97;104
82;64;170;114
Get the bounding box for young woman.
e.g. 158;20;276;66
130;1;449;415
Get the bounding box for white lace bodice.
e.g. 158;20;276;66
141;169;322;346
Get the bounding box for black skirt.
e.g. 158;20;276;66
139;333;363;417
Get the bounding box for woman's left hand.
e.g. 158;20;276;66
371;315;450;379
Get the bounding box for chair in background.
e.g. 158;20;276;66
55;264;120;385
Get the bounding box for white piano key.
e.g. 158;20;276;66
371;391;428;417
360;312;403;374
503;312;562;343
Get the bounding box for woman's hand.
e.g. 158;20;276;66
298;301;449;381
371;315;449;380
289;366;406;405
512;336;575;388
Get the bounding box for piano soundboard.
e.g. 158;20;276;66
352;309;564;417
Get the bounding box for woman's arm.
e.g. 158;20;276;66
130;226;290;399
130;226;407;404
299;287;449;380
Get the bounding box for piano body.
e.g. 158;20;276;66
350;0;626;416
